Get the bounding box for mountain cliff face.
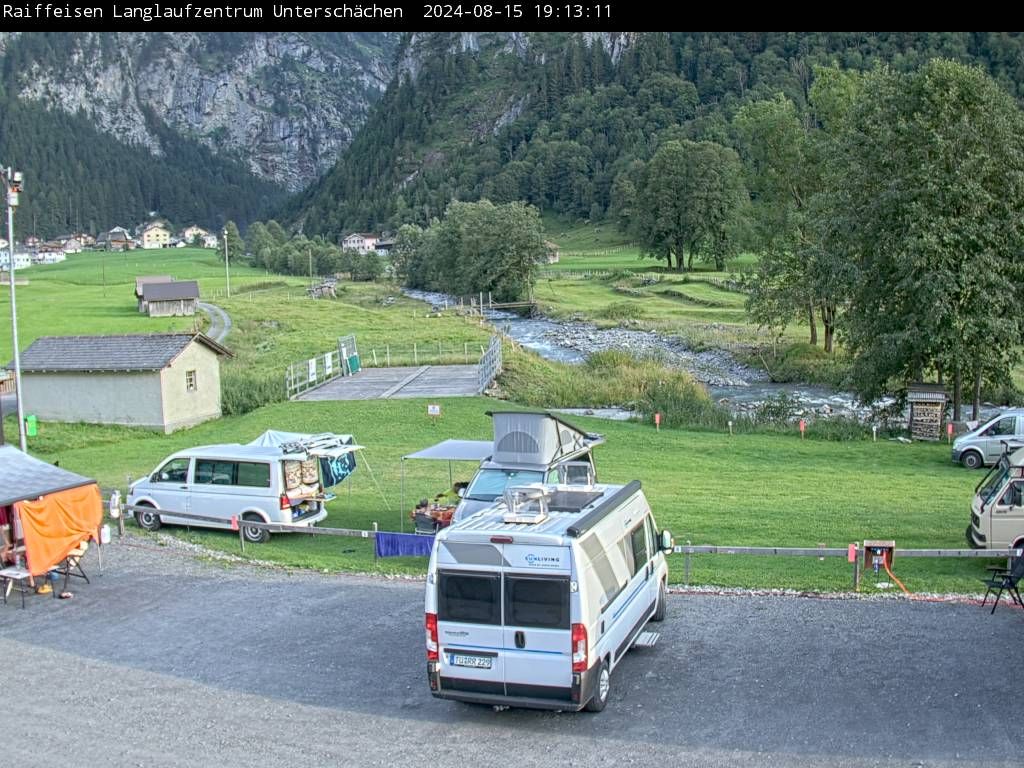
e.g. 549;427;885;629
1;32;397;191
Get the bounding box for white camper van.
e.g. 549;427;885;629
128;431;359;543
425;480;672;712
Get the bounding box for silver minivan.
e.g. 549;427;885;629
952;409;1024;469
128;434;358;542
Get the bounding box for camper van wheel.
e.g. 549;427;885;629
242;514;270;544
134;503;162;531
584;660;610;713
961;450;984;470
651;582;667;623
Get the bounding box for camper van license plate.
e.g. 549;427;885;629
449;653;492;669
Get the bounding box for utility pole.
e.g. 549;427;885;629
223;227;231;298
3;166;27;451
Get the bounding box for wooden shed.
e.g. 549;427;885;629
142;280;199;317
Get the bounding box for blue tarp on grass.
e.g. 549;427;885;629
375;531;435;558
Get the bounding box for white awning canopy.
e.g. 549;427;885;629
402;439;493;462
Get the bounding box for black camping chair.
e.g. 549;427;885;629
980;556;1024;614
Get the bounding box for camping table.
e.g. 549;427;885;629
0;566;33;609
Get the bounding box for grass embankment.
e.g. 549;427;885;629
4;397;990;592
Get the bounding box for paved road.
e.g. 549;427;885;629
198;301;232;342
1;541;1022;768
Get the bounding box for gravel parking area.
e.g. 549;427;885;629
1;537;1022;768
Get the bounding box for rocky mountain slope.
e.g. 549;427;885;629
1;32;397;191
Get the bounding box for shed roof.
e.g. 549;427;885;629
0;446;96;506
14;333;231;373
142;280;199;301
135;275;173;296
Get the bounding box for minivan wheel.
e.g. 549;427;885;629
242;514;270;544
134;503;162;531
651;581;667;622
961;451;984;470
584;661;610;713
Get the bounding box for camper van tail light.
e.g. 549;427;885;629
279;494;292;511
490;536;514;544
425;612;439;661
571;623;588;672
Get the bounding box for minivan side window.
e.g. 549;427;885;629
505;576;570;629
629;522;648;576
987;418;1018;436
194;460;271;487
154;458;190;483
438;572;501;625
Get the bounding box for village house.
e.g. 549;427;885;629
141;221;172;249
97;227;133;251
14;332;231;433
180;225;210;244
202;233;220;249
341;232;379;254
141;279;199;317
374;238;395;256
0;251;32;270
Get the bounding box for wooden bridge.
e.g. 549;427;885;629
289;335;502;402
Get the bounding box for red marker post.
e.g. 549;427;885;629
947;422;954;444
799;419;806;439
654;412;661;431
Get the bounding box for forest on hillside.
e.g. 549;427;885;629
293;32;1024;237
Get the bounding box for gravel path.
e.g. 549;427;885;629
1;538;1022;767
198;301;232;342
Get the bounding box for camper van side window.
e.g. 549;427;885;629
999;482;1023;508
629;523;648;575
505;576;570;629
438;572;501;625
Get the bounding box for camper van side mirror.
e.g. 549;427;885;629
660;530;673;554
457;487;465;498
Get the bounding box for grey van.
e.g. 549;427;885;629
952;409;1024;469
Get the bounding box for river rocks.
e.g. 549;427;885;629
547;322;766;388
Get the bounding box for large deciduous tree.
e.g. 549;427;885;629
733;68;860;351
401;200;546;302
820;60;1024;418
637;139;748;271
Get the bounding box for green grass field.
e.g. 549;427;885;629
4;396;994;593
0;248;284;359
0;246;1002;593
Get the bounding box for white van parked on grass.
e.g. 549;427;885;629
425;480;672;712
128;431;360;543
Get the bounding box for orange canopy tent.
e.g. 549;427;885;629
0;446;102;576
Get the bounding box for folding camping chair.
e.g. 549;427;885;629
980;556;1024;614
414;512;440;536
57;541;90;592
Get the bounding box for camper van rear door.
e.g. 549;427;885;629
436;569;506;693
502;571;573;696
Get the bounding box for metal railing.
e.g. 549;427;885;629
286;349;343;399
478;335;502;393
673;543;1024;589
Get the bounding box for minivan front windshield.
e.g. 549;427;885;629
466;469;545;502
980;465;1011;506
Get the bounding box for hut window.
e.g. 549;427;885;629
186;370;197;392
